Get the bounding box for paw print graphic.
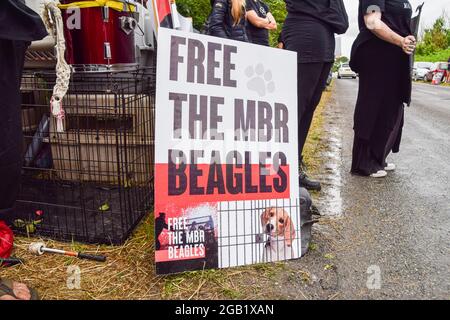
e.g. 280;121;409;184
245;63;275;97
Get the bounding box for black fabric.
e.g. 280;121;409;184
353;37;409;141
358;0;412;37
351;38;407;176
351;105;404;176
206;0;248;42
351;0;413;58
409;2;423;37
245;0;270;46
297;62;333;156
282;2;335;154
284;0;349;35
282;13;335;63
277;30;285;45
0;1;46;219
0;39;28;219
0;0;48;41
299;187;313;256
350;0;413;105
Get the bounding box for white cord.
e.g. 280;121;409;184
42;1;71;133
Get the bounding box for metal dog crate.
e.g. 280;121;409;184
14;68;155;244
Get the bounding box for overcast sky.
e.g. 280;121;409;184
338;0;450;57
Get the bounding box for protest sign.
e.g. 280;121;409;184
155;28;300;274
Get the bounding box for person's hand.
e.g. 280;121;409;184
265;17;277;30
268;22;277;30
265;19;277;30
277;42;284;49
401;35;416;55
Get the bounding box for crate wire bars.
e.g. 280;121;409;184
15;68;155;244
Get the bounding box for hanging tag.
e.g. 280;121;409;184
51;97;65;133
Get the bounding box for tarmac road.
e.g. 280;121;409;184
329;79;450;299
272;80;449;300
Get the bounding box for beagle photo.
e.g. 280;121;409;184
260;207;298;262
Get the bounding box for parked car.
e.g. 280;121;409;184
337;63;357;79
425;62;449;83
412;62;434;81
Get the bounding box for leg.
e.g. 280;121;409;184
297;62;333;156
352;102;404;176
297;62;333;190
351;136;384;176
384;103;404;161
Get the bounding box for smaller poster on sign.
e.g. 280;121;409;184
154;28;300;275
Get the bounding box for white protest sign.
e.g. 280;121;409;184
154;28;299;274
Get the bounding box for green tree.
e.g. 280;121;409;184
416;15;450;56
332;56;349;72
176;0;211;31
265;0;287;46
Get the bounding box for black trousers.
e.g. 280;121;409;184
351;105;404;176
351;39;407;176
297;62;333;157
0;39;28;220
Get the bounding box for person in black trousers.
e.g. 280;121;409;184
245;0;277;46
0;0;47;300
350;0;415;178
0;0;47;222
281;0;348;191
207;0;248;42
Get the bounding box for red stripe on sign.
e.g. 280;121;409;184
155;163;290;204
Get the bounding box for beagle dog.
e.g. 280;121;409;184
260;207;297;262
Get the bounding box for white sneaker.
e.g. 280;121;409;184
370;170;388;178
384;163;396;171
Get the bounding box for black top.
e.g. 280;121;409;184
245;0;270;46
351;0;412;71
207;0;248;42
358;0;412;37
284;0;332;17
284;0;348;34
0;0;47;41
351;0;413;106
282;0;336;63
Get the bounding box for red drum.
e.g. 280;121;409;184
60;1;138;71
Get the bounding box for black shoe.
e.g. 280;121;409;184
299;172;322;191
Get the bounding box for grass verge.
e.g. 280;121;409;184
2;85;333;300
